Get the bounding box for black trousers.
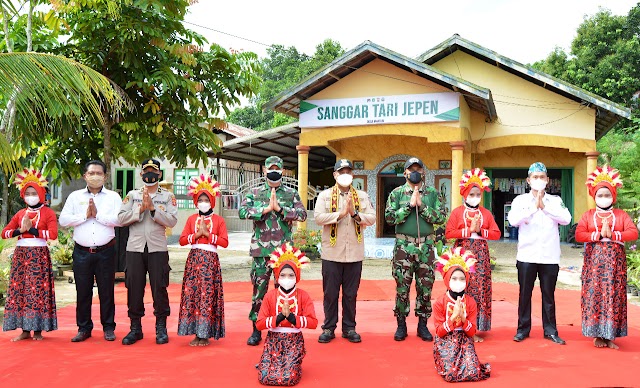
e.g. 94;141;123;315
72;243;116;333
321;260;362;332
125;246;171;320
516;261;560;336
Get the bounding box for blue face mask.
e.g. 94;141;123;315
407;171;422;184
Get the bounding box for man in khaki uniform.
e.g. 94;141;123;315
314;159;376;343
117;158;178;346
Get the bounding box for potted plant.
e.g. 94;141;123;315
392;163;405;176
50;228;74;276
0;266;9;305
292;228;322;260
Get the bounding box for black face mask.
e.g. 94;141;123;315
449;290;465;299
266;171;282;182
142;172;160;185
407;171;422;184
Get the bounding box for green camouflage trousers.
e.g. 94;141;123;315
249;256;274;322
392;239;435;319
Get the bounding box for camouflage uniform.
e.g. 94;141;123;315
239;181;307;322
385;183;447;319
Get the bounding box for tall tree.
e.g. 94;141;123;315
0;1;131;224
227;39;344;131
52;0;261;179
532;5;640;207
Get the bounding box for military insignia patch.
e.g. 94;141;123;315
123;196;130;204
171;195;177;206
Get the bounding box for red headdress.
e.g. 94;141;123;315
187;174;221;207
459;168;491;198
267;242;310;281
436;247;477;290
585;165;622;204
14;168;48;203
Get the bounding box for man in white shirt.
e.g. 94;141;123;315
60;160;122;342
507;162;572;345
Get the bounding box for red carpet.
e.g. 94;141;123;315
2;280;640;387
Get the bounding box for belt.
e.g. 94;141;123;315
395;234;427;243
76;239;116;254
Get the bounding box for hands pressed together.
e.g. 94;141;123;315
469;213;481;233
409;189;422;208
263;188;282;214
139;187;155;213
450;297;467;324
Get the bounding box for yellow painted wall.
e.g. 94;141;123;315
329;135;452;171
432;51;597;141
476;146;588;219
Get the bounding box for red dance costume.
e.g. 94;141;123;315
445;205;500;331
2;205;58;332
256;287;317;386
177;212;229;340
575;208;638;340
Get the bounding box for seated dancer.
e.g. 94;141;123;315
433;247;490;383
256;243;318;386
177;174;228;346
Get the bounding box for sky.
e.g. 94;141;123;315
186;0;637;65
184;0;637;111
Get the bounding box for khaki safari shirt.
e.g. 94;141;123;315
117;187;178;253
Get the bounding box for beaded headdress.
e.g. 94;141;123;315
459;168;491;197
14;168;48;202
267;242;310;280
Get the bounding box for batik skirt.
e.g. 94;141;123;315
177;248;225;339
3;246;57;332
257;331;306;386
455;238;492;331
581;241;627;340
433;330;491;382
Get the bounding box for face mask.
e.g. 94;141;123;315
529;178;547;191
407;171;422;184
266;170;282;182
595;197;613;209
278;277;296;291
86;175;104;187
24;195;40;206
466;197;481;207
197;202;211;213
449;279;466;293
336;174;353;187
142;172;160;186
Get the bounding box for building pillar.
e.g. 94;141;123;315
296;145;311;229
585;151;600;210
450;141;466;211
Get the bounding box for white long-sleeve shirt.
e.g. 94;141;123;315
59;187;122;247
507;192;572;264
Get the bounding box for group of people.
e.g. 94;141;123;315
2;154;638;385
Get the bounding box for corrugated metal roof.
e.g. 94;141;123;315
213;122;336;171
264;40;497;122
416;34;631;139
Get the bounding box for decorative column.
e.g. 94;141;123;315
296;145;311;229
585;151;600;210
450;141;466;210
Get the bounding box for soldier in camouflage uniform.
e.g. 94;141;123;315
239;156;307;346
385;157;447;342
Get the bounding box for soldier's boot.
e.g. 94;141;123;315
394;316;408;341
155;316;169;345
122;319;143;345
417;317;433;341
247;322;262;346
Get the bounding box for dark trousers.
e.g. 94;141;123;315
125;246;171;320
516;261;559;336
72;243;116;333
321;260;362;332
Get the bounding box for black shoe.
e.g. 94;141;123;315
122;319;143;345
104;330;116;341
155;317;169;345
247;322;262;346
513;332;529;342
394;316;408;341
544;334;566;345
417;318;433;341
71;331;91;342
318;329;336;343
342;330;362;343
